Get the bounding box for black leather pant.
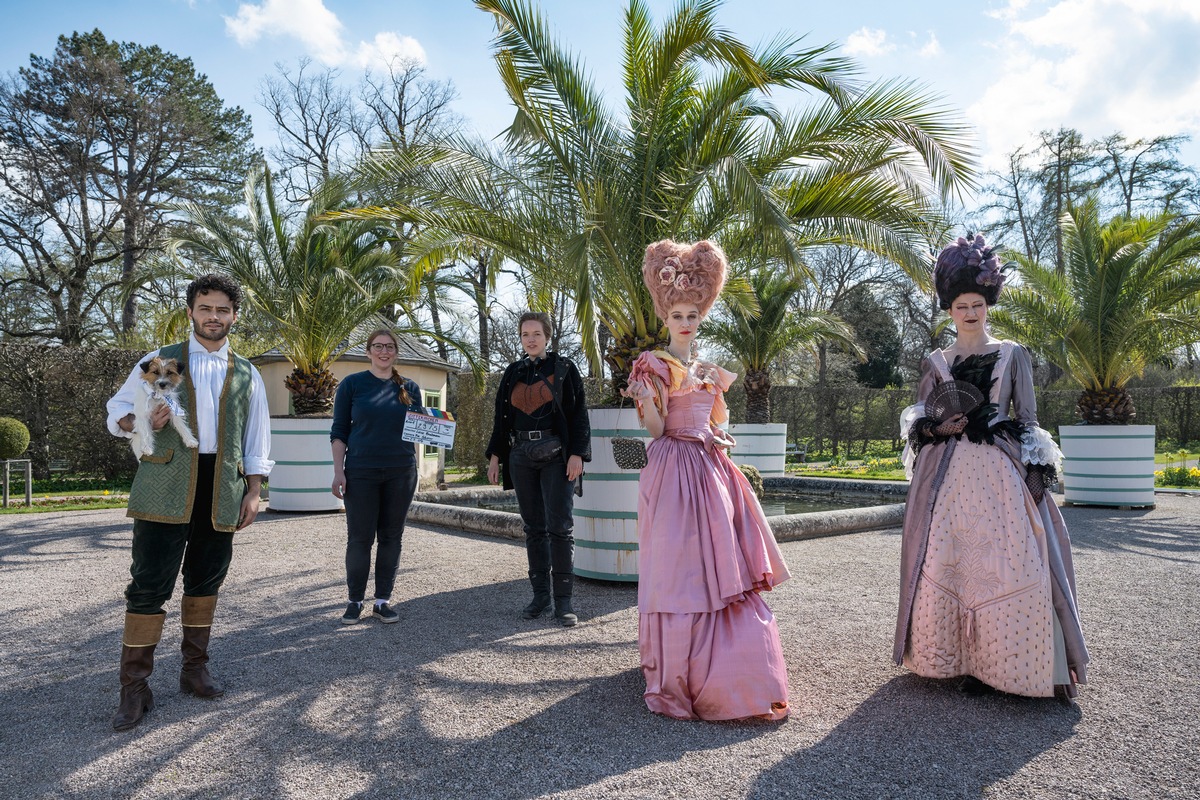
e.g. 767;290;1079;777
509;441;575;576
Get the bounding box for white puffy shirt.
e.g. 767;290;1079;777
105;334;274;477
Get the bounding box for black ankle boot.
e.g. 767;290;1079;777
553;573;577;627
522;570;552;619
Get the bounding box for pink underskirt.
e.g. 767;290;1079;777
640;591;789;721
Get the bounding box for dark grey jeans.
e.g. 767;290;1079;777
509;439;575;575
343;466;418;603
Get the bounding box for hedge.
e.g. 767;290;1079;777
726;383;1200;456
9;336;1192;480
0;344;144;480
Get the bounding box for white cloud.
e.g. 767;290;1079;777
971;0;1200;169
224;0;426;71
844;28;894;58
353;32;427;70
225;0;346;64
986;0;1033;22
918;32;942;59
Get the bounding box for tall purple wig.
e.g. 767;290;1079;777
935;234;1006;310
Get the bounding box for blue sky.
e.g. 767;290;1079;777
4;0;1200;179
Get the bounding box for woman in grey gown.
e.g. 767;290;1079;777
894;234;1089;701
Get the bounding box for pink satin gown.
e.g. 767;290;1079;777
630;351;791;721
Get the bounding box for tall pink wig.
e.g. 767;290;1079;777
642;239;728;320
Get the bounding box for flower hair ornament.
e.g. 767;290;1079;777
935;233;1007;310
642;240;728;319
658;258;679;286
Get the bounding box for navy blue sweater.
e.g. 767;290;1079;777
330;371;424;470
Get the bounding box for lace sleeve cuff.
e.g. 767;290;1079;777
1021;425;1063;474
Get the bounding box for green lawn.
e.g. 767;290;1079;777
1;496;129;514
786;456;907;481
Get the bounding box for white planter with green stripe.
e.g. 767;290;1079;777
728;422;787;478
268;416;343;512
575;407;645;582
1059;424;1156;507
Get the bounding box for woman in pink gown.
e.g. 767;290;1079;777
623;239;791;721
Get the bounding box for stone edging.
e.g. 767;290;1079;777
409;477;909;545
409;486;522;539
762;476;908;541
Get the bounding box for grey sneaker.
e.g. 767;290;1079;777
342;601;363;625
373;602;399;624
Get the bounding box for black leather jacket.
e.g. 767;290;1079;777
485;352;591;489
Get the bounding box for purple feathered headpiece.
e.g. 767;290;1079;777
934;233;1006;310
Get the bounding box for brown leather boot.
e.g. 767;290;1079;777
180;594;224;699
112;612;165;731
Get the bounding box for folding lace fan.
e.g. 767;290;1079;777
925;379;985;422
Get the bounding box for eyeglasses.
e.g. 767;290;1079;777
369;343;397;352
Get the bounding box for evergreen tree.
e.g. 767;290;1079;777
0;30;256;344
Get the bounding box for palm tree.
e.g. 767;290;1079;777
348;0;975;395
988;196;1200;423
168;163;469;414
706;266;863;423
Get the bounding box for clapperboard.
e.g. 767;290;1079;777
401;407;457;449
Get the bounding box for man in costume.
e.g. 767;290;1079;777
105;274;273;730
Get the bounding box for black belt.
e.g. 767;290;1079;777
514;430;555;441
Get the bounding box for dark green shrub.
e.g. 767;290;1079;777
0;417;31;459
737;463;764;499
446;371;501;478
0;344;143;479
31;477;133;494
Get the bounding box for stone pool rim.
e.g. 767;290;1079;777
407;475;909;545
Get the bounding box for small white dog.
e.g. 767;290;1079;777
130;356;199;458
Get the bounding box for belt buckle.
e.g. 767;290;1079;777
528;430;543;441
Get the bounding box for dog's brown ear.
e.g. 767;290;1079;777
140;360;154;373
175;360;186;375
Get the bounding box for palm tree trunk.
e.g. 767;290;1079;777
425;275;450;361
1077;387;1136;424
744;369;772;424
604;333;639;397
473;254;490;366
285;367;339;415
595;327;610;380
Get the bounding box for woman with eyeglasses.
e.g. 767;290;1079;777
329;328;425;626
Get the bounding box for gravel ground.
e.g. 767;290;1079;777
0;495;1197;800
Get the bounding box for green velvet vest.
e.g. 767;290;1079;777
126;341;254;532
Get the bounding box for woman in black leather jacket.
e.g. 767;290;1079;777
486;312;590;626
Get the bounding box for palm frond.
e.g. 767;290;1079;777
990;195;1200;395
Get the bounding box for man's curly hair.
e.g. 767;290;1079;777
186;274;244;312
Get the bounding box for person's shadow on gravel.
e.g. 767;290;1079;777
208;576;778;799
0;519;774;800
0;511;131;560
745;674;1081;800
1067;505;1200;563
